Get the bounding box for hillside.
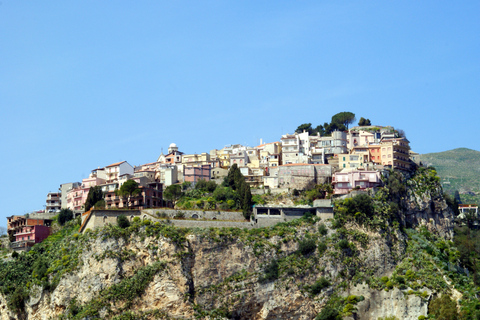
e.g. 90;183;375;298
2;167;479;320
419;148;480;204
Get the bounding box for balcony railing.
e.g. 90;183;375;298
10;240;35;249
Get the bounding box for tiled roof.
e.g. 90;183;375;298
105;161;126;167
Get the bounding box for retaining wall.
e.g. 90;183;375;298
169;220;254;229
142;208;245;221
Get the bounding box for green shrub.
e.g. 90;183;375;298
298;239;316;256
174;211;185;219
310;277;330;295
428;294;458;320
316;306;340;320
318;223;328;236
9;287;27;312
386;281;394;289
337;239;349;250
342;303;355;315
58;208;74;226
117;215;130;229
317;242;327;256
405;270;415;280
260;260;279;283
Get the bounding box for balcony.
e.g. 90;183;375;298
10;240;35;250
14;231;34;237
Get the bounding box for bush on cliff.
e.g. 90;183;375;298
117;214;130;228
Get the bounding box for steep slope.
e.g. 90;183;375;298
1;168;478;320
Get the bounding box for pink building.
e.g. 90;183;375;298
332;170;382;195
7;217;52;251
66;175;106;211
184;164;211;183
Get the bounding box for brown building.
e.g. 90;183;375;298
104;182;163;209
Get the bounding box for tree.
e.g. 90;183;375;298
358;117;371;126
396;128;406;138
315;124;326;136
84;186;103;212
182;181;192;191
164;184;183;207
116;180;141;209
295;123;314;135
454;190;461;204
242;184;253;220
224;164;242;190
428;294;459;320
58;208;74;226
331;112;356;130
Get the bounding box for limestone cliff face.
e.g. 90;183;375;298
0;218;437;320
344;285;431;320
403;178;455;239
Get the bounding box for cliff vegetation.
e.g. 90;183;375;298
0;167;479;320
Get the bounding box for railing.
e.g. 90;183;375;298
10;240;35;249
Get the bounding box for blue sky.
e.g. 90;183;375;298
0;1;479;224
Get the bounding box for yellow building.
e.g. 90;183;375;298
380;138;411;170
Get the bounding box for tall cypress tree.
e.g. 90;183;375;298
242;185;252;220
85;186;103;212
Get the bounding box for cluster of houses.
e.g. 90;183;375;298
8;124;417;250
45;124;414;212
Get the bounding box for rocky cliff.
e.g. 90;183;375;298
0;217;445;320
0;168;467;320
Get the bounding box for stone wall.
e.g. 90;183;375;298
82;210;142;231
142;209;245;221
169;220;254;229
81;209;252;232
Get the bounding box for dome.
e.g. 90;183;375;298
169;143;177;148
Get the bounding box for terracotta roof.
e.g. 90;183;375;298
256;141;280;148
105;161;126;167
138;161;158;166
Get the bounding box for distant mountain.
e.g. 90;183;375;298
419;148;480;204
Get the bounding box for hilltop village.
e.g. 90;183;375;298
4;120;480;320
41;124;413;212
6;117;420;251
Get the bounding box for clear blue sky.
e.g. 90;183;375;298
1;1;479;224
